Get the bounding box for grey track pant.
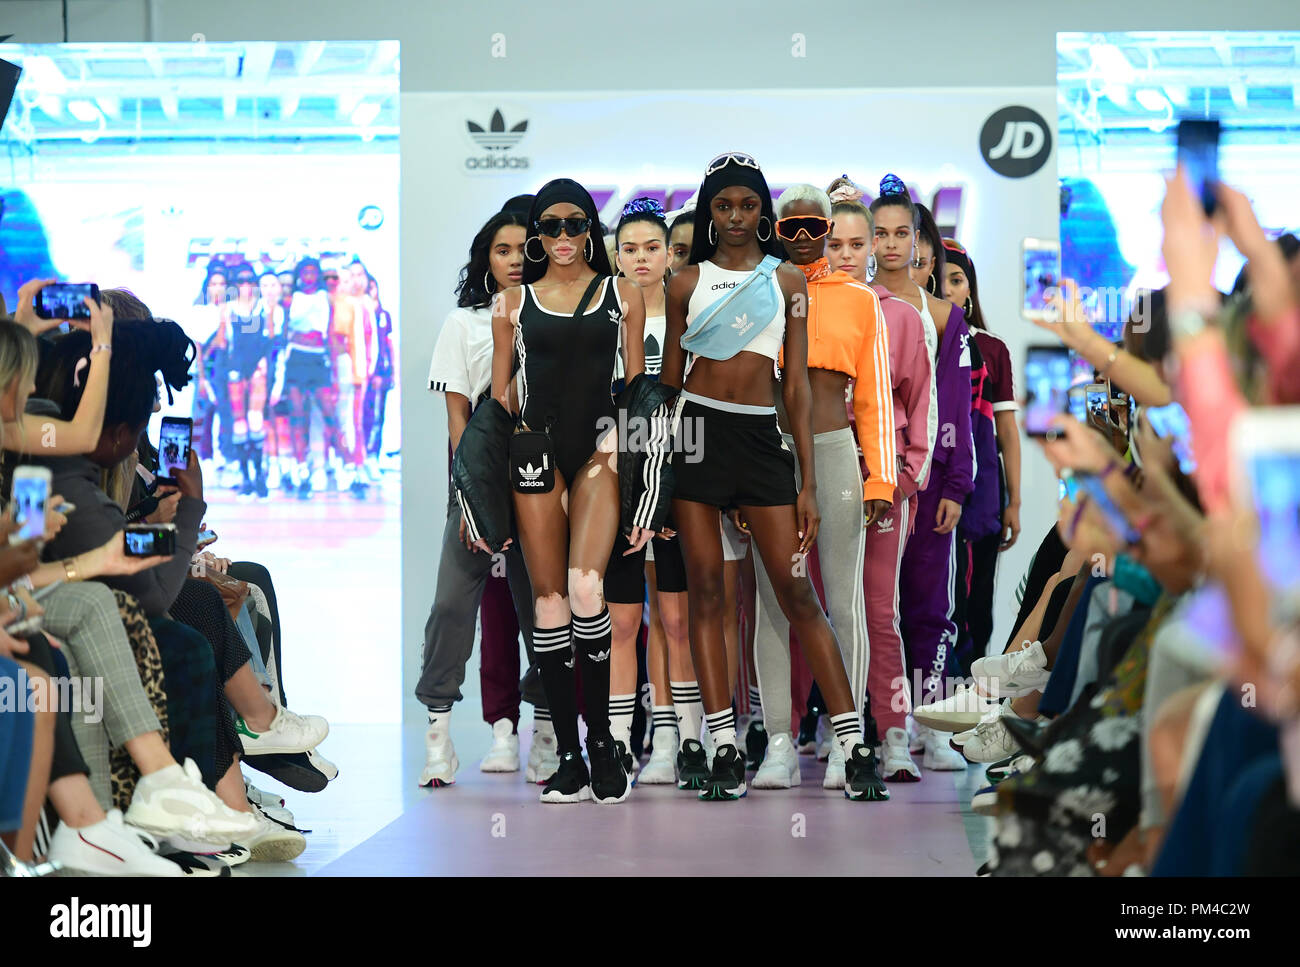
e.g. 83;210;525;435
752;428;868;736
415;501;544;710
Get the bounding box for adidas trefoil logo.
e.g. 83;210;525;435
466;109;527;150
732;312;753;335
876;516;895;534
590;648;611;662
608;308;622;325
518;462;546;487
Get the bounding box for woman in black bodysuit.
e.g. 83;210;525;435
486;179;650;804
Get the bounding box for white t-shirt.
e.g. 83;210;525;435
188;304;224;348
289;290;331;337
428;305;495;407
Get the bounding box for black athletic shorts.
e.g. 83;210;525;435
604;532;648;605
647;533;687;592
671;397;797;509
283;346;333;394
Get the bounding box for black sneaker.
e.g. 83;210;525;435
254;477;269;500
159;849;231;877
844;743;890;802
744;721;768;771
540;751;591;803
614;740;636;780
242;751;331;793
796;711;821;755
588;736;630;804
699;744;746;801
349;479;369;501
675;739;710;790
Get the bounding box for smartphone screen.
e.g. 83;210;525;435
1077;473;1140;544
1067;386;1088;423
1022;240;1061;320
124;525;176;557
35;283;99;321
1086;385;1111;428
1177;119;1221;217
1248;450;1300;583
1024;345;1073;436
158;417;193;482
1144;401;1197;474
12;473;49;542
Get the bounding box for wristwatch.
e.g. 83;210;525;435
1170;306;1211;342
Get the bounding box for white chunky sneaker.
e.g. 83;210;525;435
881;726;922;782
912;684;999;734
971;641;1051;698
243;803;307;862
48;810;183;877
822;737;846;789
419;721;459;787
525;720;559;784
236;705;329;756
962;710;1022;763
751;733;801;789
638;730;678;784
907;716;924;754
126;759;258;847
917;724;968;771
480;718;521;773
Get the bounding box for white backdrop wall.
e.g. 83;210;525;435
400;86;1059;722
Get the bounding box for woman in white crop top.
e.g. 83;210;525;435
660;152;882;802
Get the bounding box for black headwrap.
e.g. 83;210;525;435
943;244;973;278
522;178;613;283
688;156;782;264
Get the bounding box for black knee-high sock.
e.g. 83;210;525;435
573;608;612;741
533;624;580;755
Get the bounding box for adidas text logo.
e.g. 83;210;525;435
517;462;547;487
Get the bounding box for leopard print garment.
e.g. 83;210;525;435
108;590;171;811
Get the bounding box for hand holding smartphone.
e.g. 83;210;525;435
34;283;101;322
157;417;194;485
1021;238;1061;322
1176;119;1221;217
10;466;52;545
1023;345;1074;437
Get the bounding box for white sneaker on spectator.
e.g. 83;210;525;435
237;706;329;756
244;804;306;862
971;783;1000;816
881;727;922;781
245;780;296;828
48;811;183;877
637;731;678;784
917;725;967;771
907;715;924;754
963;709;1023;763
306;748;339;781
912;684;999;733
525;720;558;784
822;737;846;789
971;641;1050;698
752;733;801;789
480;718;521;772
420;723;459;787
126;759;258;847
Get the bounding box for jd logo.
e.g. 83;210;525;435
979;106;1052;178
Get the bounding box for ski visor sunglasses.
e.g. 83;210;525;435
775;216;832;242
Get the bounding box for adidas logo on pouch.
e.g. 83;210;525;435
517;462;547;487
732;313;753;335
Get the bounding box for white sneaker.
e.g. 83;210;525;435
907;716;924;754
420;721;459;787
881;726;922;782
525;720;558;784
244;804;306;862
917;725;968;771
963;711;1022;763
306;748;339;781
752;733;801;789
912;684;999;734
245;780;296;829
126;759;258;847
951;726;977;747
480;718;521;772
237;706;329;756
816;721;835;763
822;738;846;789
48;811;183;877
638;730;678;784
971;641;1050;698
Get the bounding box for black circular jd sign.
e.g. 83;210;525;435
979;106;1052;178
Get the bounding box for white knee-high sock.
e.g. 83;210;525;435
670;680;703;750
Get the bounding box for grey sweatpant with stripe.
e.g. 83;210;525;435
415;498;545;710
43;581;163;810
753;428;868;736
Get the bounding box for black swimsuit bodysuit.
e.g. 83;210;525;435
515;276;622;484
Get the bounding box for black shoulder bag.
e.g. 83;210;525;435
508;275;606;493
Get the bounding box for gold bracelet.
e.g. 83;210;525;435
62;557;79;582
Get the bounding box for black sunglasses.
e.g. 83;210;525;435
535;216;591;238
